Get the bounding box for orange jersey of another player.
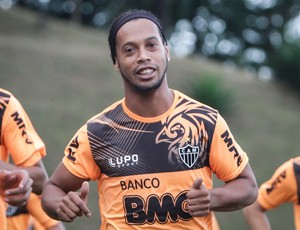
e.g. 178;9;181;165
7;193;60;230
0;88;46;230
257;157;300;230
0;88;46;166
63;90;249;230
0;196;6;230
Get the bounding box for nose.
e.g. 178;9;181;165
137;48;151;63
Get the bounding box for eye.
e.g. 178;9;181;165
124;47;135;54
148;42;158;49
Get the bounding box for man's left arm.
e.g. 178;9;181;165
187;163;258;216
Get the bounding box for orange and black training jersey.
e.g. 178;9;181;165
0;88;46;230
6;193;60;230
257;157;300;230
0;88;46;166
63;90;249;230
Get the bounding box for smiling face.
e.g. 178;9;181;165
114;18;170;93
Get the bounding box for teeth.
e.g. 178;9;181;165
139;68;153;75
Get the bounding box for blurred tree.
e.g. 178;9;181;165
268;42;300;92
9;0;300;92
186;0;300;84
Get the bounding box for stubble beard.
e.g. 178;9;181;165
121;63;168;93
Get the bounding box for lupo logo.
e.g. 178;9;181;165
108;154;139;167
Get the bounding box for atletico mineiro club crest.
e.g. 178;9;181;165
178;144;200;168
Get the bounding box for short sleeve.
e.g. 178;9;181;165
258;158;297;210
62;124;100;180
2;93;45;166
209;114;249;181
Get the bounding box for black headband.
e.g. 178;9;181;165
108;10;167;64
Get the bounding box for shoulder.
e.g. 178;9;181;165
0;89;25;111
277;158;296;171
173;90;219;119
0;88;13;96
0;88;13;104
85;99;124;135
293;157;300;166
292;157;300;178
0;89;22;125
174;90;217;110
87;99;124;123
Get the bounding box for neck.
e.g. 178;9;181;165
124;82;174;118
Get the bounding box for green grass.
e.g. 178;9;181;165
1;6;300;230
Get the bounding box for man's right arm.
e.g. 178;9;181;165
41;162;91;222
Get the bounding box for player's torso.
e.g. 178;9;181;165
87;94;218;229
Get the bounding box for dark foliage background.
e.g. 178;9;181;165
8;0;300;93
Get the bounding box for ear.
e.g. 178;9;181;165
114;59;120;71
165;45;170;62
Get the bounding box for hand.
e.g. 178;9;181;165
186;177;210;217
56;181;91;222
0;169;33;207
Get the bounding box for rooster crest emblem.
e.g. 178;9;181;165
156;100;212;167
178;144;200;168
